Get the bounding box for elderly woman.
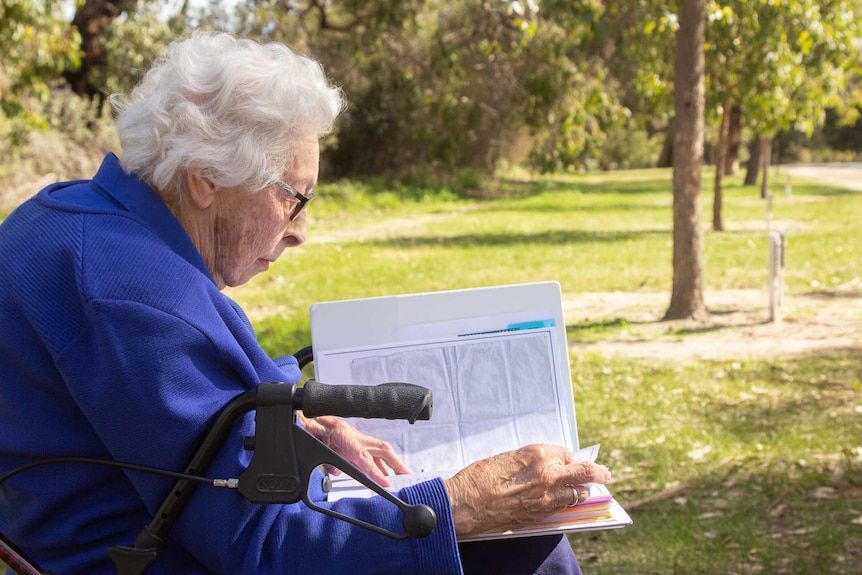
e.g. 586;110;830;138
0;32;610;575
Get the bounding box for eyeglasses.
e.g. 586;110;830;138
269;175;314;221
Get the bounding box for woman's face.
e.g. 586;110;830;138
205;135;319;289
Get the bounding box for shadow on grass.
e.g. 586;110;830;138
566;318;631;335
565;310;772;341
366;228;669;249
670;318;772;336
472;201;670;215
804;289;862;300
534;177;672;196
785;184;862;198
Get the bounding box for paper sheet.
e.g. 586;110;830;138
317;327;569;473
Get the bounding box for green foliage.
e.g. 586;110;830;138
627;0;862;138
96;1;178;97
321;1;552;176
234;0;629;177
598;124;664;169
705;0;862;137
3;0;858;179
822;106;862;154
0;0;81;146
0;0;186;154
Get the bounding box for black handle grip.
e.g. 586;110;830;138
298;380;432;423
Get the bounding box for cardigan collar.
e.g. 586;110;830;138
90;153;215;283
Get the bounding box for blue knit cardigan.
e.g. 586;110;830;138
0;154;461;575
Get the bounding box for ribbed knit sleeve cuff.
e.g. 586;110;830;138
399;477;463;575
272;354;301;383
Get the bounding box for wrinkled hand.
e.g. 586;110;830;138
443;444;611;538
299;414;411;486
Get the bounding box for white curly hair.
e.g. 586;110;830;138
110;31;345;198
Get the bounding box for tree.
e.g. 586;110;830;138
610;0;861;227
0;0;81;146
96;0;180;98
743;135;762;185
665;0;707;321
594;1;678;167
707;0;862;222
233;0;628;178
66;0;137;103
724;104;741;174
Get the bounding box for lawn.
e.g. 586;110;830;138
2;166;860;574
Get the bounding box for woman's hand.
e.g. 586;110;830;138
443;444;611;538
299;414;411;486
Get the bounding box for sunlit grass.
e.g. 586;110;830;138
570;354;862;574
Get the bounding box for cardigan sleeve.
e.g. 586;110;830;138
55;297;462;575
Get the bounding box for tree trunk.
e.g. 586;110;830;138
657;125;674;168
712;96;732;232
725;104;741;175
743;136;762;186
760;136;773;199
665;0;707;321
65;0;133;100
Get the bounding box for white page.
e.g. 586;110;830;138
314;325;570;473
309;282;580;452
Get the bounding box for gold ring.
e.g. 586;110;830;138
567;485;580;508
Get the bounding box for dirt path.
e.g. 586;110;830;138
783;162;862;192
580;163;862;363
563;287;862;362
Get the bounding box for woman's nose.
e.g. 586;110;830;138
283;217;306;248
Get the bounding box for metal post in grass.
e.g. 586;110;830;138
768;229;785;323
762;163;773;231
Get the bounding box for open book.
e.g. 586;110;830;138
309;282;632;541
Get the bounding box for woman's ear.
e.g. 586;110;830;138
186;170;218;209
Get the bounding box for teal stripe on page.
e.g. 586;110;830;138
458;319;555;337
506;319;555;330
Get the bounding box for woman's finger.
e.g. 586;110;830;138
564;461;611;485
562;484;592;507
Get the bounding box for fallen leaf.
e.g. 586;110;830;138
687;445;713;460
811;486;837;500
769;503;788;518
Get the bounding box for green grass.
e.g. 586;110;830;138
2;167;861;573
568;354;861;574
